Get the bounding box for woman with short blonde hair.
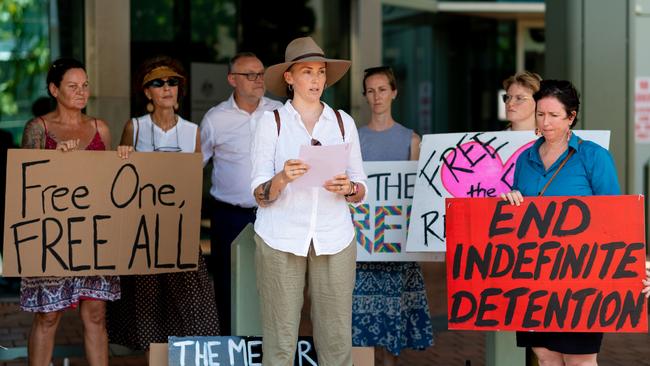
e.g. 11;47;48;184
502;70;542;131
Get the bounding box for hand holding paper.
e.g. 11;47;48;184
292;143;350;189
281;159;310;182
324;173;353;195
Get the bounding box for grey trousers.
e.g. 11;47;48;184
254;234;356;366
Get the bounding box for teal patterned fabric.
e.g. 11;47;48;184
352;262;434;355
352;123;433;355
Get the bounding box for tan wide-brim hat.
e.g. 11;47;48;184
265;37;351;97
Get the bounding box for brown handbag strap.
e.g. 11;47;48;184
538;140;582;196
273;110;281;135
334;109;345;140
272;109;345;140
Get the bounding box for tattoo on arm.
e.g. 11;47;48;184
260;181;271;200
255;179;278;206
259;180;276;203
21;119;45;149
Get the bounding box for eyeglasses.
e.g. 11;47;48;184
152;122;181;152
230;72;265;81
311;138;321;146
147;78;181;88
502;94;531;104
154;145;182;152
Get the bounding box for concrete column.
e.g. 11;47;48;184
350;0;382;125
85;0;131;148
545;0;635;193
486;332;524;366
635;0;650;247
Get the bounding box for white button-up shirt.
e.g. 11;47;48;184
200;94;282;207
250;101;367;256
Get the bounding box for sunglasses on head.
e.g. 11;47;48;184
364;66;392;75
147;78;180;88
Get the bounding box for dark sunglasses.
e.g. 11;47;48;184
230;72;265;81
147;78;181;88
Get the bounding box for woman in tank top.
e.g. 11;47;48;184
352;66;433;365
107;56;219;352
20;58;118;366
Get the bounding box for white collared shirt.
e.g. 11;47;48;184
200;94;282;207
250;101;367;256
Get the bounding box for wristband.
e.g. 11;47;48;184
344;182;358;197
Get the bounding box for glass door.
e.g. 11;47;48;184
381;3;544;134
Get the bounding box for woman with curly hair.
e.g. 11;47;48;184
107;56;220;352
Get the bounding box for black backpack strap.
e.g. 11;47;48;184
273;109;281;135
334;109;345;141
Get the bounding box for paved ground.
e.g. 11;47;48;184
1;262;650;365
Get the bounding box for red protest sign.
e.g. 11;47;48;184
446;195;647;333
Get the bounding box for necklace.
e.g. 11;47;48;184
133;115;181;152
151;114;181;152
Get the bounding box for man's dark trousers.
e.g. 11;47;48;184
208;197;256;335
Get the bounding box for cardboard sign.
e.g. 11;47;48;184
446;195;647;332
407;130;611;252
2;149;202;276
351;161;442;261
168;336;318;366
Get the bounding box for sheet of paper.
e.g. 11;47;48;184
292;143;350;189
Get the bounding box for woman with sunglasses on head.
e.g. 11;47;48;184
501;79;621;366
251;36;367;366
503;71;542;131
352;66;433;365
107;55;219;352
20;57;118;366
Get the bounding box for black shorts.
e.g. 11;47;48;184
516;331;603;354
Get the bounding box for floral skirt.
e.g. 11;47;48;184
20;275;121;313
352;262;434;355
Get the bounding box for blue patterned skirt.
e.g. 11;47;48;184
20;276;121;313
352;262;434;355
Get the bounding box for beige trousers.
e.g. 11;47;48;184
254;234;356;366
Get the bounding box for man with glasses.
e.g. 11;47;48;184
199;52;282;334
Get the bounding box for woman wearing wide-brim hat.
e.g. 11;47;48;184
250;36;367;365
